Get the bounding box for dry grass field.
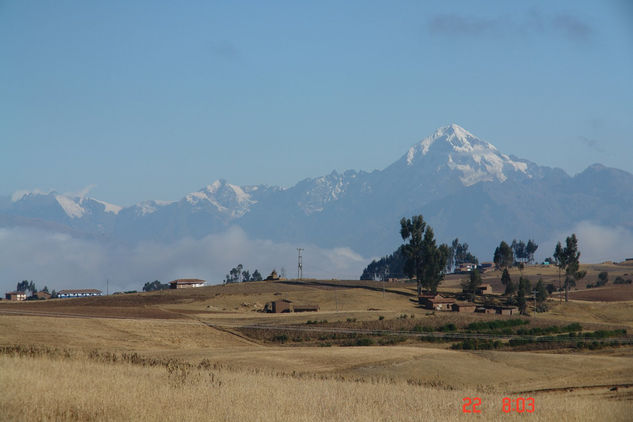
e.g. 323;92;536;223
1;264;633;421
1;352;632;422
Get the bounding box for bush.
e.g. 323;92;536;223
272;334;288;343
378;315;385;320
597;271;608;287
378;336;406;346
466;319;528;332
355;338;374;346
451;339;502;350
438;323;457;332
535;303;549;313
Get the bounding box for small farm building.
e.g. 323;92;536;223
5;291;26;301
169;279;206;289
265;270;281;281
476;284;493;295
452;302;476;313
457;263;477;273
265;299;293;313
419;294;455;311
478;262;494;272
496;306;518;315
293;304;320;312
57;289;102;298
34;291;51;300
264;300;319;313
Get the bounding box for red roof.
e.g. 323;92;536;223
419;294;455;304
169;279;205;285
58;289;102;294
428;297;455;304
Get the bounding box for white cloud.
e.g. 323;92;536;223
0;226;368;293
541;221;633;264
64;184;97;199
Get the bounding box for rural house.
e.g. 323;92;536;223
476;284;493;295
169;279;206;289
293;304;320;312
264;299;293;313
33;291;51;300
264;299;319;313
496;306;518;315
265;270;281;281
418;294;455;311
457;263;477;273
5;291;27;301
452;302;476;313
57;289;102;298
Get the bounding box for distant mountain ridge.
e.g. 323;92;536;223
3;124;633;259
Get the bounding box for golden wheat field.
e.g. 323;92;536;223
1;352;632;422
1;271;633;421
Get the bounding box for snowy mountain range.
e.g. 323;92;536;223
3;124;633;259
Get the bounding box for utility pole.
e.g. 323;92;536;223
297;248;303;280
382;264;388;299
532;289;538;314
106;279;109;296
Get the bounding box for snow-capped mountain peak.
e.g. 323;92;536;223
185;179;256;218
131;199;174;216
404;123;529;186
407;123;494;163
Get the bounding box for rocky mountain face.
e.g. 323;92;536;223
3;124;632;260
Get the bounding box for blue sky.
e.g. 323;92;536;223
2;0;632;206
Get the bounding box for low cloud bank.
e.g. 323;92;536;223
541;221;633;264
0;226;367;293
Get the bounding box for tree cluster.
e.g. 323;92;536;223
224;264;263;283
516;277;531;315
553;234;586;302
461;269;482;302
400;215;449;295
448;238;478;271
16;280;37;294
501;271;549;314
511;239;538;264
493;241;514;269
360;245;407;281
494;239;539;269
535;279;548;312
142;280;169;292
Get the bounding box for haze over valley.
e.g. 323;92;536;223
2;124;633;292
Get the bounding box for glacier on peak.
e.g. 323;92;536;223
55;195;85;219
11;189;54;202
296;170;357;215
404;123;529;186
185;179;256;218
92;199;122;215
133;200;174;216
